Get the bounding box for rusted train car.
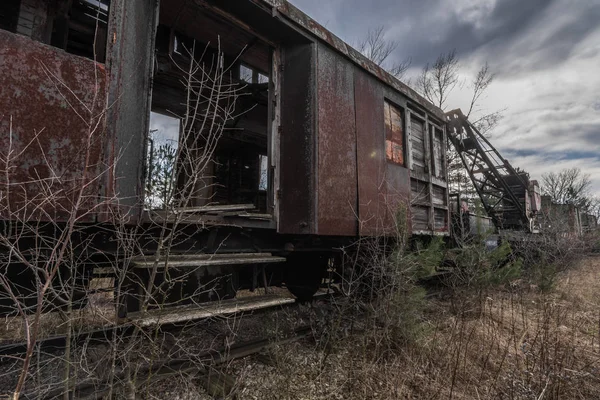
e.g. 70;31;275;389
0;0;449;313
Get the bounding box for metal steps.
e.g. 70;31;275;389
131;253;287;269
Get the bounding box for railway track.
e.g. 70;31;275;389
1;290;337;399
65;326;313;400
0;291;333;360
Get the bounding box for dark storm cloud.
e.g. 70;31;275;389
290;0;598;75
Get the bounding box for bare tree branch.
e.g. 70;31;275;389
542;168;593;209
357;25;411;80
416;49;459;109
466;62;495;118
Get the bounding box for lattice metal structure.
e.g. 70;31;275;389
445;109;538;232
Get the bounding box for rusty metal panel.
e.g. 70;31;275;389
385;164;411;234
354;71;388;236
316;45;357;236
0;29;107;222
278;42;316;234
104;0;159;221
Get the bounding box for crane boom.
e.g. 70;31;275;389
445;109;541;233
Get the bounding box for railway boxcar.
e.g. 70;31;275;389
0;0;449;313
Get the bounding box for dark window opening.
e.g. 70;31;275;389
52;0;110;62
410;114;426;173
0;0;21;33
384;100;404;166
0;0;110;63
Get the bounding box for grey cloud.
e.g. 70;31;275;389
291;0;557;68
289;0;600;193
291;0;600;76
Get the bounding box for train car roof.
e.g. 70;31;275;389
249;0;446;121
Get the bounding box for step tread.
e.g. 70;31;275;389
129;295;295;326
170;204;255;214
131;253;286;268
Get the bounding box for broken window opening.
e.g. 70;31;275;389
145;111;181;211
431;124;445;178
240;64;254;83
239;63;270;85
60;0;110;62
0;0;111;62
258;155;268;191
257;72;269;84
152;2;273;216
384;100;405;166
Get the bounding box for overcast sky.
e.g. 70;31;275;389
290;0;600;195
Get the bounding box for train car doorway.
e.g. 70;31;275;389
144;1;273;222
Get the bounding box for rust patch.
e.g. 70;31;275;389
354;71;388;236
316;45;357;236
0;30;107;222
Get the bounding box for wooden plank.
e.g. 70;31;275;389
229;212;273;220
130;295;295;326
171;204;255;213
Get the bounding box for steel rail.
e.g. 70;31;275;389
0;291;335;360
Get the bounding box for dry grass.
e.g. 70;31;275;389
228;256;600;399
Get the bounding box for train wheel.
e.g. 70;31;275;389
284;253;328;301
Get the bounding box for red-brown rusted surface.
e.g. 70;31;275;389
0;30;107;222
354;71;388;236
316;45;357;236
384;101;405;165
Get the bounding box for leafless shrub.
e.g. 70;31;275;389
0;37;250;399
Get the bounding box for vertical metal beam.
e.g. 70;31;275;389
104;0;160;221
269;46;281;227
